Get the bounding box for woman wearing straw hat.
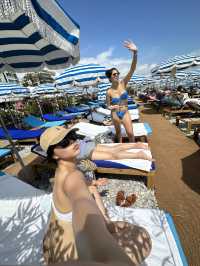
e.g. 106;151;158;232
40;126;152;264
106;40;138;143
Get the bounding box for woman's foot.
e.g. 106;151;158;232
136;151;152;161
133;142;149;150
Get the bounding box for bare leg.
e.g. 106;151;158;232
63;170;133;266
122;111;135;142
112;113;122;143
91;150;152;161
96;143;148;152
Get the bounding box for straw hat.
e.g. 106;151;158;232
40;126;78;152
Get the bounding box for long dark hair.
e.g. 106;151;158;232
105;68;119;80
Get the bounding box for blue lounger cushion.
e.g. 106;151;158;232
42;113;75;122
144;122;153;135
128;103;138;109
65;106;90;113
23;115;66;128
0;128;45;140
0;148;12;158
93;160;155;172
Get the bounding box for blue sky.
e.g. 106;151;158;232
57;0;200;75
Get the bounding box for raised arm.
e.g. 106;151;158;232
122;40;138;87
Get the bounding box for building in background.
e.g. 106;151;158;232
0;72;19;83
22;70;55;87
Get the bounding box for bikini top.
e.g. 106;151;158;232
111;91;128;104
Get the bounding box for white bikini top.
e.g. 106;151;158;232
52;199;72;222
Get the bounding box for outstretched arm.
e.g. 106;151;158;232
122;40;138;87
61;170;133;266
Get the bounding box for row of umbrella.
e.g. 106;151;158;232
0;0;80;167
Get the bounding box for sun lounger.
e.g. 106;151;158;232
0;172;188;266
87;107;140;122
0;127;45;142
65;105;90;113
93;143;155;189
162;107;194;119
42;113;76;122
70;122;152;140
23;115;66;128
0;148;15;166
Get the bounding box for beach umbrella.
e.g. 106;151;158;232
32;83;56;95
151;54;200;76
55;64;108;90
97;82;110;102
0;0;80;167
0;0;80;72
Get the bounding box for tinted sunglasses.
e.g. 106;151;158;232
55;133;77;149
112;72;120;77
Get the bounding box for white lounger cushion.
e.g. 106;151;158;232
71;121;111;139
0;174;187;266
0;173;51;265
94;107;139;121
97;143;152;172
108;206;187;266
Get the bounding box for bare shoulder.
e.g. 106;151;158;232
107;88;112;95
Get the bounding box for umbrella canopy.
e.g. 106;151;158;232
97;82;110;102
151;54;200;76
32;83;56;95
0;0;80;72
0;82;30;101
128;75;154;86
55;63;108;90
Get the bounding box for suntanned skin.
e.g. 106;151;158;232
106;40;138;143
43;140;152;264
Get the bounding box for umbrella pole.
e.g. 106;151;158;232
5;102;18;128
0;115;25;168
85;87;94;120
36;98;44;119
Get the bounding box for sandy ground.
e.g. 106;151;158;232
141;104;200;266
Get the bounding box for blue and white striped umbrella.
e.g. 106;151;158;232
55;64;108;90
129;75;154;85
33;83;56;95
0;0;80;72
97;82;110;101
151;54;200;75
0;82;29;96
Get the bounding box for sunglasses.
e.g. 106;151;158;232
55;133;77;149
112;72;120;77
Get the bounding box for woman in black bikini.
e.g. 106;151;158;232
106;40;138;143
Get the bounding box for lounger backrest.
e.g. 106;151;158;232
23;115;44;128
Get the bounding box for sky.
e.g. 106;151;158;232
56;0;200;76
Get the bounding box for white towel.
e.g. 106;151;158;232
71;121;111;139
97;144;152;172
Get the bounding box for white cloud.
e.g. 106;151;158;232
79;47;156;76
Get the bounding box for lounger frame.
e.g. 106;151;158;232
96;167;155;189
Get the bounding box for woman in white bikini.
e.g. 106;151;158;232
40;126;152;264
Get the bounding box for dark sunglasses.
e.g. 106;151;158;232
55;133;77;149
112;72;120;77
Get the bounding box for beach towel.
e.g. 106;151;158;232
0;172;187;265
93;143;152;172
